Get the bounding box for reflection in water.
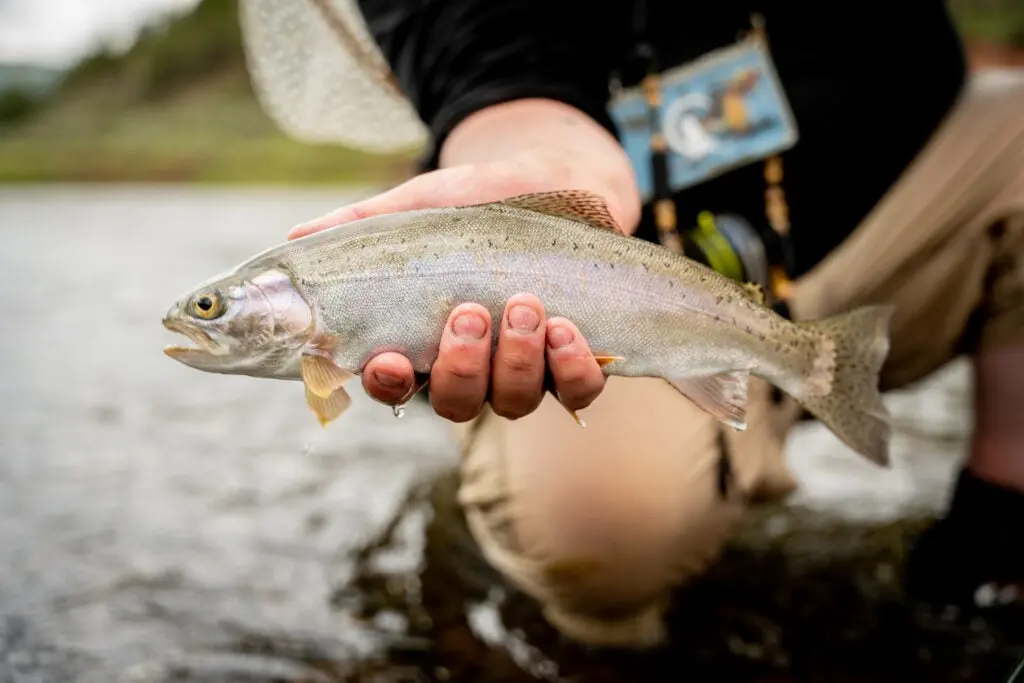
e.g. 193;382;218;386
331;473;1021;683
0;187;1019;682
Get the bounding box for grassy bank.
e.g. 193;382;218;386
0;79;414;184
0;0;416;185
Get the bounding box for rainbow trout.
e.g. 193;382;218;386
162;190;894;465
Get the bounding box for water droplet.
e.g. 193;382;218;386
393;404;406;419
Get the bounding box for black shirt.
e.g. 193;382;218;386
356;0;967;276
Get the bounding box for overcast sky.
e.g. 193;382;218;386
0;0;200;66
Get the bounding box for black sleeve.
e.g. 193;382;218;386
355;0;628;169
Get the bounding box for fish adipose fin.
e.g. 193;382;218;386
794;304;895;467
301;353;354;426
500;190;623;234
666;371;750;430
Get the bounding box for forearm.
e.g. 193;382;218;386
440;98;642;233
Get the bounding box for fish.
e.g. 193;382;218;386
161;189;894;466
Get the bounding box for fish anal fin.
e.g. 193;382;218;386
666;371;750;430
305;384;352;427
593;354;625;368
300;352;353;398
501;190;623;234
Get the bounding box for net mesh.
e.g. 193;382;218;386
238;0;428;154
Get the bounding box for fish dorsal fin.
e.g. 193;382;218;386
500;190;623;233
741;282;767;306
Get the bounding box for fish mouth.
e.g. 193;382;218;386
162;318;221;359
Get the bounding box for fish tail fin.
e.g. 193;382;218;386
794;304;896;467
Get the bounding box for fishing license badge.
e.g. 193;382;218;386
608;30;799;202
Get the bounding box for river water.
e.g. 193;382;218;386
0;185;1016;682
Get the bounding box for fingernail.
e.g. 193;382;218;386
508;305;540;332
374;370;404;388
452;312;487;340
547;325;574;349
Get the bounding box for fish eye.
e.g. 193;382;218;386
189;292;224;320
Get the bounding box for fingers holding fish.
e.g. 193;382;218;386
545;318;606;412
489;294;548;420
361;352;415;405
429;303;493;423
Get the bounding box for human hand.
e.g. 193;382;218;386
288;101;640;423
290;156;615;421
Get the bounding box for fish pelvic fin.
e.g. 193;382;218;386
300;352;355;426
665;371;750;430
793;304;896;467
305;383;352;427
500;190;623;233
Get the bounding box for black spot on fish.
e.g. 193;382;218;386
452;216;462;224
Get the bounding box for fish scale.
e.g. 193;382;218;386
162;189;895;466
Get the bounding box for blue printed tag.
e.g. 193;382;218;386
608;36;799;202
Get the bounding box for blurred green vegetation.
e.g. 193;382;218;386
0;0;1019;185
0;0;415;184
949;0;1024;47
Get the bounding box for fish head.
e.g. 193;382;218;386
162;268;314;377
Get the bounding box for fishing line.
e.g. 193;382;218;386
1004;653;1024;683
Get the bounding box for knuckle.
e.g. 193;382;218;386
499;353;540;376
552;361;590;387
442;353;487;381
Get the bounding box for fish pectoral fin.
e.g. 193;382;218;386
305;383;352;427
500;190;624;234
666;371;750;430
300;353;354;398
593;354;625;368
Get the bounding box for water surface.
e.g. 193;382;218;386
0;186;1015;682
